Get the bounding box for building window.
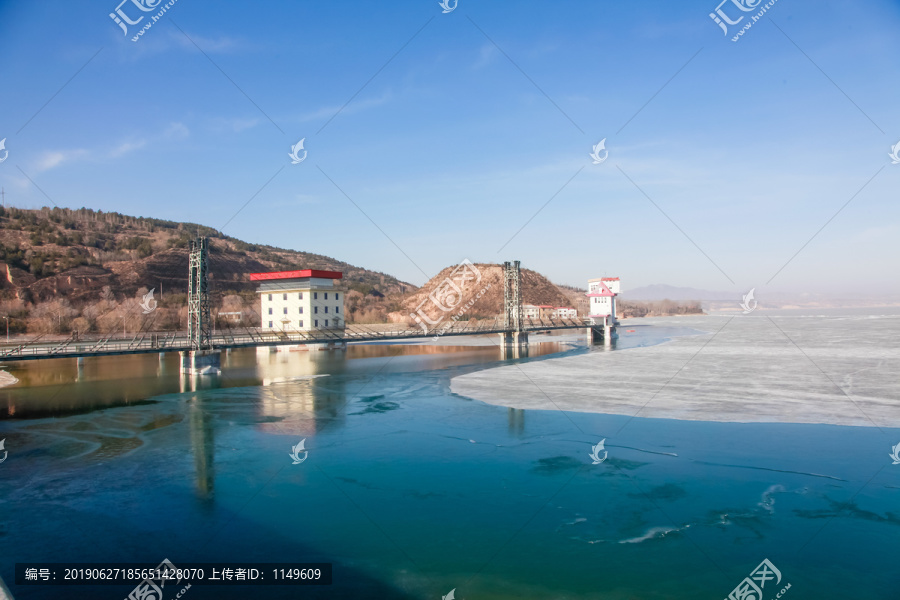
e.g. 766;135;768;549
325;319;329;327
299;320;303;327
335;293;339;300
324;293;328;300
268;321;273;328
268;308;273;315
283;307;288;315
314;306;318;314
268;294;272;301
314;292;318;300
336;306;340;314
283;293;287;300
315;319;319;327
298;292;303;300
324;307;328;313
299;307;303;314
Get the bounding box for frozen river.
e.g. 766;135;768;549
0;313;898;599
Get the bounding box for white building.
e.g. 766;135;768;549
586;277;619;322
554;307;577;319
252;269;345;331
600;277;620;295
523;304;576;319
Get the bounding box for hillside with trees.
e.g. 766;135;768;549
0;206;413;335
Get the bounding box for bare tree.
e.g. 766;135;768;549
27;299;79;334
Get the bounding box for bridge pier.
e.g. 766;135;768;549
586;320;616;346
499;331;529;349
180;350;221;375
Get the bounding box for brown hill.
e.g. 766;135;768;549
0;206;418;333
397;263;575;324
0;206;413;305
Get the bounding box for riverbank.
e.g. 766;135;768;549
451;313;900;428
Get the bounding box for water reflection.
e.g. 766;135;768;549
190;396;215;499
256;348;350;436
508;407;525;436
0;339;581;420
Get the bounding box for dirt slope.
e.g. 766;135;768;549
399;263;574;323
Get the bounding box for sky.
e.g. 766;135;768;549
0;0;898;300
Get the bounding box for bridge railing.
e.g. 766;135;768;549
0;317;591;361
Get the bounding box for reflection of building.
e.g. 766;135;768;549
252;270;345;331
587;277;620;323
256;350;348;436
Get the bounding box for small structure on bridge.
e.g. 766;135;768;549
586;277;620;344
252;269;345;333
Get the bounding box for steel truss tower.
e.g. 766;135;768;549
503;260;523;332
187;237;212;351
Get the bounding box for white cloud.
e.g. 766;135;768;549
162;122;190;139
33;149;90;174
207;116;260;133
171;31;242;53
109;139;147;158
473;43;498;69
294;90;393;124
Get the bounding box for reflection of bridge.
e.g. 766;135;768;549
0;243;615;365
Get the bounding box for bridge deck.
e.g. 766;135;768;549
0;319;595;362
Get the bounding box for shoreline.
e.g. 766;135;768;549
450;314;900;428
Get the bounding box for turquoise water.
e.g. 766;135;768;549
0;325;898;599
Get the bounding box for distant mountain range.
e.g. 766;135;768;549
620;284;734;301
621;284;900;309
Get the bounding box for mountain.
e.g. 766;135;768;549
397;264;573;324
0;206;413;305
0;206;418;332
619;284;733;301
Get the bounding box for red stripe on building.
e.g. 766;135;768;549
250;270;343;281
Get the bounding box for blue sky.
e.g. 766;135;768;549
1;0;898;298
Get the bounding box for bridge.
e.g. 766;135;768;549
0;318;594;362
0;242;614;367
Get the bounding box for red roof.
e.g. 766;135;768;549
537;305;554;308
601;277;620;281
250;270;343;281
